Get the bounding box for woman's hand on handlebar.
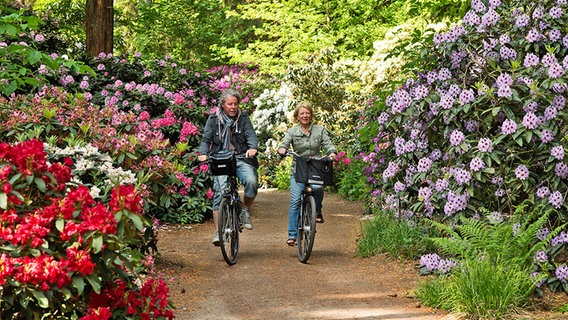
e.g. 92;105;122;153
198;154;208;162
277;147;287;156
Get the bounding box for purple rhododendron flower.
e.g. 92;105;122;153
548;190;564;209
449;130;465;146
537;186;551;198
515;164;529;180
502;119;518;134
555;265;568;282
551;146;564;160
534;250;548;263
470;157;485;172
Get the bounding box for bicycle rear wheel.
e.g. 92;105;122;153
297;194;317;263
218;197;239;265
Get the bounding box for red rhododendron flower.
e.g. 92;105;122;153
2;182;12;194
0;164;12;179
65;247;95;276
109;185;142;214
80;307;112;320
7;140;48;175
80;203;117;234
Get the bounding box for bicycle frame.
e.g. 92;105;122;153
283;150;322;263
210;155;245;266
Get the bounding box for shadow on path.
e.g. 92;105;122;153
156;189;448;320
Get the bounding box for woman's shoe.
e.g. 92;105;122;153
316;213;324;223
286;238;296;246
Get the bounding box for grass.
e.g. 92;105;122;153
415;258;534;319
356;209;435;260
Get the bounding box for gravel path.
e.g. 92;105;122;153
156;188;450;319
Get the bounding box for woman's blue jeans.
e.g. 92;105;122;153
288;175;323;239
212;160;258;210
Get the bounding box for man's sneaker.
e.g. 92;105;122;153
212;231;220;246
240;208;253;230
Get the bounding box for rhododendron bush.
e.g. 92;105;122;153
0;140;173;319
358;0;568;293
363;0;568;223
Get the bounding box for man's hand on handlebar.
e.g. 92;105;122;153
198;154;208;162
245;149;257;158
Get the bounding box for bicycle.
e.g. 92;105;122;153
283;150;333;263
208;152;245;266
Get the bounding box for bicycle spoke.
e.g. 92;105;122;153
297;194;317;263
219;197;239;265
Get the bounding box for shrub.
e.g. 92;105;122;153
361;0;568;224
0;140;173;319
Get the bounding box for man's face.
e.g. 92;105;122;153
222;96;239;117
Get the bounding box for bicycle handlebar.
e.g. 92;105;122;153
280;149;332;161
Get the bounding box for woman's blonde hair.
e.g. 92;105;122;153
293;102;314;123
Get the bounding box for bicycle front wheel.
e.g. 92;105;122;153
218;197;239;265
297;194;317;263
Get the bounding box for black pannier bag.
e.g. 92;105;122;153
209;150;236;176
295;156;333;186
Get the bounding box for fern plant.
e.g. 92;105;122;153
424;202;563;271
417;201;568;318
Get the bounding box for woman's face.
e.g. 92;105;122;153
297;107;312;125
222;95;239;117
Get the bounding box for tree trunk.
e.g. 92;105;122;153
85;0;114;58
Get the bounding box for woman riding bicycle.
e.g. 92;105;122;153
198;89;259;246
277;102;337;246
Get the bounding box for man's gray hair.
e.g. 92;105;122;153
219;89;241;106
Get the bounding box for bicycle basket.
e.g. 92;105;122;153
209;150;236;176
295;157;333;186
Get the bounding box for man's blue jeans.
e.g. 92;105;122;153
212;160;258;210
288;175;323;239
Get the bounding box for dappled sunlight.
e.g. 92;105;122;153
320;292;386;299
298;307;437;319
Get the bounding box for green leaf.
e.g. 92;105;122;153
26;50;42;64
73;276;85;295
31;289;49;308
55;218;65;232
92;235;103;253
0;81;18;96
129;213;144;230
0;192;7;209
125;152;138;160
34;177;47;192
85;274;101;294
525;130;533;143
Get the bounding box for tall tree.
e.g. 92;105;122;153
85;0;113;57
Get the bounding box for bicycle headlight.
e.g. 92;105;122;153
306;186;313;193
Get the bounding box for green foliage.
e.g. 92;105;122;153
285;48;367;154
274;156;292;190
0;6;93;96
416;202;568;317
356;209;436;259
32;0;85;54
336;157;369;201
425;203;559;270
409;0;469;21
132;0;247;69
